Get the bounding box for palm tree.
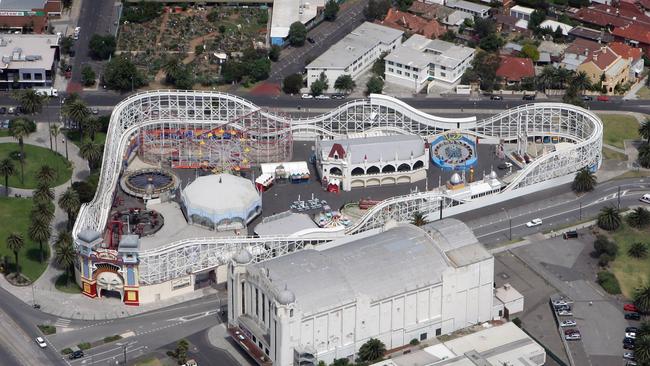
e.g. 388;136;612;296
13;89;45;114
58;187;80;230
641;120;650;144
597;206;621;231
162;57;182;84
6;232;24;274
536;66;556;91
0;158;15;196
33;183;54;204
31;201;55;224
358;338;386;362
36;165;57;187
629;242;648;259
83;117;101;141
556;67;572;89
50;124;61;153
572;71;591;95
10;118;33;184
640;143;650;169
79;141;102;170
628;207;650;229
411;211;428;227
54;230;76;285
635;334;650;364
62;98;89;134
571;167;597;193
28;215;51;263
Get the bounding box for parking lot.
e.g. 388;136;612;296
511;231;636;366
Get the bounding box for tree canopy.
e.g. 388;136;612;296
364;0;391;20
288;22;307;47
366;76;384;95
88;34;116;60
283;74;304;94
324;0;340;21
103;55;146;91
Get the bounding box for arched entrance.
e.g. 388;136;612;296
94;264;125;302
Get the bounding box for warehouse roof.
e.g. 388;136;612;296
320;134;425;164
386;35;474;69
0;0;45;11
252;220;489;315
306;22;403;69
0;34;58;70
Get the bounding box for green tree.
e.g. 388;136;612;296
528;9;546;31
470;51;501;91
83;117;102;142
364;0;391;20
36;165;57;187
283;74;304;94
55;230;76;285
10;118;33;184
572;71;591;94
640;120;650;144
0;158;15;196
175;339;189;364
372;52;387;76
79;141;102;170
639;143;650;169
597;206;622;231
520;43;539;61
635;286;650;314
33;183;54;205
310;72;329;96
628;207;650;229
13;89;45;114
62;98;89;136
635;334;650;364
324;0;340;21
358;338;386;362
103;55;146;92
411;211;428;227
122;1;163;23
478;33;503;52
441;30;456;42
50;124;61;153
72;180;96;203
396;0;413;10
473;16;496;38
88;34;116;60
31;201;55;226
553;26;564;42
269;45;281;62
334;74;355;94
593;235;617;258
571;167;596;193
162;57;182;85
366;75;384;95
58;187;80;231
60;35;74;55
629;242;648;259
28;215;50;263
6;232;24;274
81;66;96;87
536;65;556;91
288;22;307;47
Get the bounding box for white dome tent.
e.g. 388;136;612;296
181;174;262;231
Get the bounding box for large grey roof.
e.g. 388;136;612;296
0;0;45;11
252;222;488;315
254;212;317;236
446;0;490;14
320;134;425;164
386;35;474;70
306;22;403;70
181;173;259;214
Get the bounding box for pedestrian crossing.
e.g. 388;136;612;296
54;318;71;328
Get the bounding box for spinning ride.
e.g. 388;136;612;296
430;132;477;171
120;168;179;199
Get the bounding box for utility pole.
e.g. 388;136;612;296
617;186;621;210
579;201;582;220
439;198;443;220
502;208;512;240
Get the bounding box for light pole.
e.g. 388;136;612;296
502;208;512;241
579;201;582;220
117;342;128;365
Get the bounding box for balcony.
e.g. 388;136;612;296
228;326;272;366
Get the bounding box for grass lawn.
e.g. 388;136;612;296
607;223;650;299
602;147;627;161
133;357;165;366
0;129;10;137
0;197;48;281
636;86;650;100
55;273;81;294
64;130;106;148
0;143;72;189
597;114;640;149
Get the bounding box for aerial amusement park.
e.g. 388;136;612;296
71;92;602;305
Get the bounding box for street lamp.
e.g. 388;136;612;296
117;342;128;365
579;201;582;220
502;208;512;241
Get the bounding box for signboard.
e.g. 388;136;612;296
0;11;45;16
171;276;191;290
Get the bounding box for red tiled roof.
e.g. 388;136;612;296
612;23;650;45
377;8;445;39
609;41;643;60
328;144;346;159
565;38;602;56
640;0;650;10
572;7;631;28
584;46;620;70
496;56;535;82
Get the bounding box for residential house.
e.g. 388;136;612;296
377;8;446;39
510;5;535;21
0;0;62;33
540;20;574;36
408;1;454;21
442;10;473;28
609;41;644;79
0;34;59;89
560;38;602;71
496;56;535;86
385;35;475;92
577;46;631;93
568;26;614;43
612;23;650;57
446;0;490;19
494;13;531;34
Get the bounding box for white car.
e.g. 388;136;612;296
565;333;581;340
624;352;636;360
526;218;543;227
640;194;650;204
91;107;99;115
626;332;637;339
560;320;576;327
557;310;573;316
35;337;47;348
301;94;313;99
315;94;330;99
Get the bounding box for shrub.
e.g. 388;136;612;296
61;348;72;355
409;338;420;346
593;235;617;258
598;254;612;267
77;342;91;350
512;317;522;327
37;324;56;335
104;334;122;343
597;271;621;294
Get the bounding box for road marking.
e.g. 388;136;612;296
55;318;71;328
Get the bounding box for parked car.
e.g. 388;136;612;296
497;162;513;170
624;343;635;350
526;218;543;227
627;361;638;366
554;304;571;311
624;352;636;360
624;304;639;312
301;94;313;99
563;230;578;239
582;95;593;101
35;337;47;348
565;331;581;340
558;310;573;316
626;327;639;333
641;194;650;204
331;94;346;100
7;106;15;114
626;313;641;320
315;94;330;100
490;95;503;100
307;37;315;44
560;320;577;327
597;95;609;102
624;337;636;345
69;350;84;359
626;332;637;339
522;94;536;101
0;107;6;114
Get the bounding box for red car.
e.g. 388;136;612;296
625;304;639;312
597;95;609;102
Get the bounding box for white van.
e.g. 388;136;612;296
640;194;650;204
34;88;58;97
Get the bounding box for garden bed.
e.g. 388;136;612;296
602;223;650;298
0;143;72;189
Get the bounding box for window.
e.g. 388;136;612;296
22;73;31;80
388;68;394;73
290;309;294;317
265;348;270;356
440;66;446;70
397;70;402;75
405;72;410;77
499;310;503;317
413;74;418;79
34;73;43;80
441;72;446;77
241;283;246;314
420;333;427;341
255;288;259;316
262;293;266;322
436;328;442;336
